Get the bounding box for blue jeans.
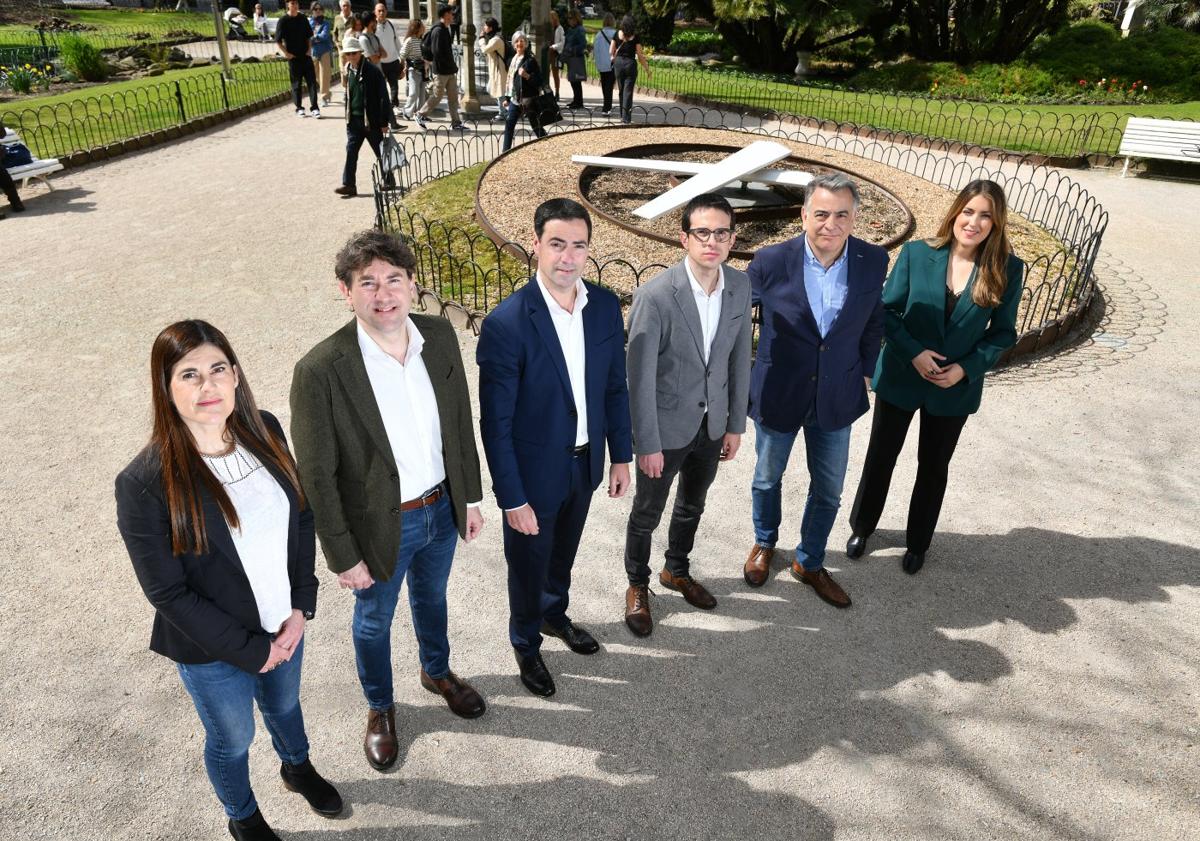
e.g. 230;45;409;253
751;418;852;571
352;493;458;710
176;639;309;821
501;98;545;152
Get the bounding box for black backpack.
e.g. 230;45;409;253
503;37;515;68
420;25;436;61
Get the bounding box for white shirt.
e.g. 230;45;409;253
204;445;292;634
683;259;725;363
358;319;447;502
376;17;401;62
536;275;589;446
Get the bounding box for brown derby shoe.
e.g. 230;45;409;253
419;668;487;719
658;570;717;609
364;706;398;771
744;544;774;587
624;584;653;637
789;562;852;608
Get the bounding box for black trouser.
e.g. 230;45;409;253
568;79;583;108
624;421;724;586
613;56;637;123
288;54;317;109
343;119;386;189
0;166;21;209
599;69;615;111
848;397;968;554
381;59;401;107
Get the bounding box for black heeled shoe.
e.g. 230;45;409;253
845;534;868;559
901;550;925;575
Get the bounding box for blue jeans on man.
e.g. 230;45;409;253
751;410;852;572
352;493;458;711
177;640;309;821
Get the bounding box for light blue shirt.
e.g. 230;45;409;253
802;234;849;337
593;27;616;72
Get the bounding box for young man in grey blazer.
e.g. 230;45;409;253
622;194;753;636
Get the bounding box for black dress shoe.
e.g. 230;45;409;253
228;809;282;841
514;650;556;697
846;534;868;559
902;550;925;575
280;759;344;817
541;619;600;654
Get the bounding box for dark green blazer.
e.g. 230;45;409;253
289;316;483;581
873;239;1024;416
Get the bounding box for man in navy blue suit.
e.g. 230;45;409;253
477;198;633;697
742;174;887;609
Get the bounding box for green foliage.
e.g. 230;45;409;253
0;62;54;94
630;0;677;49
502;0;531;31
1142;0;1200;32
664;28;724;55
59;33;107;82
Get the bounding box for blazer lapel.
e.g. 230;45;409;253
416;316;457;441
671;263;707;363
330;319;399;474
948;264;979;332
928;245;950;341
525;280;574;399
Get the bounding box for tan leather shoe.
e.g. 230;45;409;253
659;570;717;609
419;669;486;719
789;562;851;608
624;584;653;637
744;544;774;587
364;706;398;771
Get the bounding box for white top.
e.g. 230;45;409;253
535;275;589;446
357;319;449;502
376;17;402;62
203;445;292;634
683;259;725;364
552;25;565;52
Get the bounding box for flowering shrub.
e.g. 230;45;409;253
0;62;55;94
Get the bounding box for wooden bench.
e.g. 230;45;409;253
1118;117;1200;176
2;131;63;190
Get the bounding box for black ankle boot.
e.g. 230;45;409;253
227;809;281;841
280;758;344;817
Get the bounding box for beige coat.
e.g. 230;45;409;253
479;34;507;99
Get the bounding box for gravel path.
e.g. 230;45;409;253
1;83;1198;841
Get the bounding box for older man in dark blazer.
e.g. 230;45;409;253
477;198;633;698
743;173;887;609
290;230;485;774
622;193;753;637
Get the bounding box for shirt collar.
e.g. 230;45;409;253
357;317;424;366
683;258;725;299
803;234;850;273
535;274;588;317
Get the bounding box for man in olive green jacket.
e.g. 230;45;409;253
290;230;486;774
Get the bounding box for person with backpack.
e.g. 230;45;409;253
417;5;470;132
478;17;508;120
399;18;429;124
592;13;617;115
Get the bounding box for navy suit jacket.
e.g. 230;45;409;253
748;235;888;432
477;278;633;515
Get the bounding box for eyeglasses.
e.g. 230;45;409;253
686;228;733;243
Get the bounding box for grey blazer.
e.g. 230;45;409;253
626;260;753;454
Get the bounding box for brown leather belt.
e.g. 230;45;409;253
399;485;443;512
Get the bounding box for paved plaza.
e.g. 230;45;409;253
1;81;1198;840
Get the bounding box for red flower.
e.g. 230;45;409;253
1079;79;1086;85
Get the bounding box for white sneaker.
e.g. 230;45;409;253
310;107;321;118
296;107;307;117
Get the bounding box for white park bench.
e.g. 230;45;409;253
1117;117;1200;177
1;131;63;190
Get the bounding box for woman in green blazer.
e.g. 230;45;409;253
846;179;1024;574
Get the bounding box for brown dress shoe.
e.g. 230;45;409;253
364;706;398;771
624;584;653;637
419;669;487;719
658;570;717;609
744;544;774;587
789;562;852;608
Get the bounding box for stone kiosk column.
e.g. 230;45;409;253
460;0;480;113
531;0;550;86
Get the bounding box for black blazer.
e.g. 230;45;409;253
347;58;399;132
115;411;317;675
509;53;541;101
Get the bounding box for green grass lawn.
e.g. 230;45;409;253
0;61;290;159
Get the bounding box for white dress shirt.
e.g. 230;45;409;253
683;259;725;364
536;275;589;446
358;319;448;503
203;445;292;634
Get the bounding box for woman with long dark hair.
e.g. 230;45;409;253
846;180;1025;574
115;321;341;841
610;14;651;124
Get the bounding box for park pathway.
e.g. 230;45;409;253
1;82;1199;841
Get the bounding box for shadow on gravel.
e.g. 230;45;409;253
280;527;1199;840
12;185;96;217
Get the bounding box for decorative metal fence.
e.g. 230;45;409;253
373;105;1106;360
0;60;293;162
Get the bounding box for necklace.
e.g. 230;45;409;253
199;440;237;459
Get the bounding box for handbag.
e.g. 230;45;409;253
2;142;33;169
380;133;407;172
566;54;587;82
533;87;562;126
